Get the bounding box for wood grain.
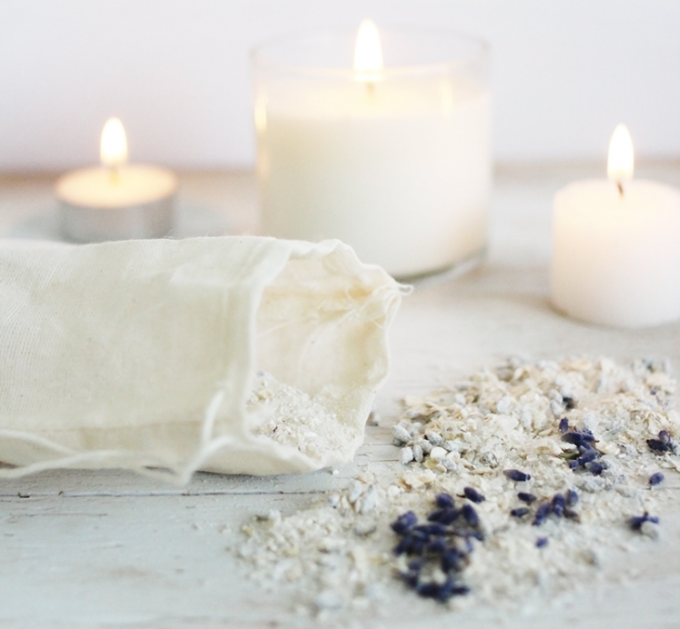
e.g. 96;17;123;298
2;164;680;628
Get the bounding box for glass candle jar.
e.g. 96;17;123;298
252;24;491;279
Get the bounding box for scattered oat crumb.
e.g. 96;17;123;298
247;371;359;465
236;357;678;617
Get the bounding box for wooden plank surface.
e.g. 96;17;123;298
2;164;680;628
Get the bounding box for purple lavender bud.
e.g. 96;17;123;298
427;508;445;522
578;448;599;464
410;536;426;555
407;557;426;572
565;489;579;506
558;417;569;433
649;472;665;486
469;529;485;542
563;508;580;522
575;453;598;468
399;570;420;587
435;579;457;602
428;508;459;524
587;461;604;476
411;527;430;540
414;523;448;537
536;537;549;548
532;502;551;526
581;429;596;443
517;492;537;504
391;510;418;534
551;493;565;517
628;511;660;531
504;469;531;482
438;509;461;525
441;549;465;572
442;580;470;600
452;526;483;543
435;493;455;509
426;538;447;555
510;507;529;518
659;430;671;444
432;578;470;602
416;581;442;599
463;487;486;504
647;438;671;453
460;503;479;527
562;432;586;447
394;537;412;555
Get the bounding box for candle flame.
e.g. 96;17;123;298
607;124;634;182
254;97;267;134
100;117;128;168
353;19;383;82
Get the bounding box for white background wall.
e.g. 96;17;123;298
1;0;679;172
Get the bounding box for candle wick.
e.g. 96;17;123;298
617;181;624;197
366;81;375;97
110;166;120;185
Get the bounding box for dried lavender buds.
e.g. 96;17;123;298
647;430;678;454
649;472;665;486
238;357;678;617
628;511;660;531
504;469;532;482
462;487;486;504
518;492;537;504
391;493;482;602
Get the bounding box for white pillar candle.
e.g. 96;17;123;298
550;125;680;328
56;118;177;242
253;22;491;279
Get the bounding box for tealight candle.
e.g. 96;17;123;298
253;21;491;279
550;125;680;328
56;118;177;242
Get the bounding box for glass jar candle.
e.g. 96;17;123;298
252;22;490;279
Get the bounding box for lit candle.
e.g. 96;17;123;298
56;118;177;242
550;125;680;328
253;21;491;279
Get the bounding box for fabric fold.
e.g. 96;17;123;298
0;236;404;483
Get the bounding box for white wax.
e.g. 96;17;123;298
257;79;491;278
550;179;680;328
56;165;177;209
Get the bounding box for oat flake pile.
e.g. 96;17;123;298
239;356;679;617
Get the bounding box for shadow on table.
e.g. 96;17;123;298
8;206;61;241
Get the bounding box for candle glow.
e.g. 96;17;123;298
550;124;680;328
57;116;177;242
353;19;383;82
100;118;128;168
254;25;490;277
607;124;634;182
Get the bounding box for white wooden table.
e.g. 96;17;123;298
2;164;680;628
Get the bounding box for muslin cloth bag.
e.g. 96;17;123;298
0;237;403;483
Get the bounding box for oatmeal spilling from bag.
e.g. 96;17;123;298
239;356;678;617
0;236;404;482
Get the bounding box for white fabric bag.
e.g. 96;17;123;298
0;236;403;483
